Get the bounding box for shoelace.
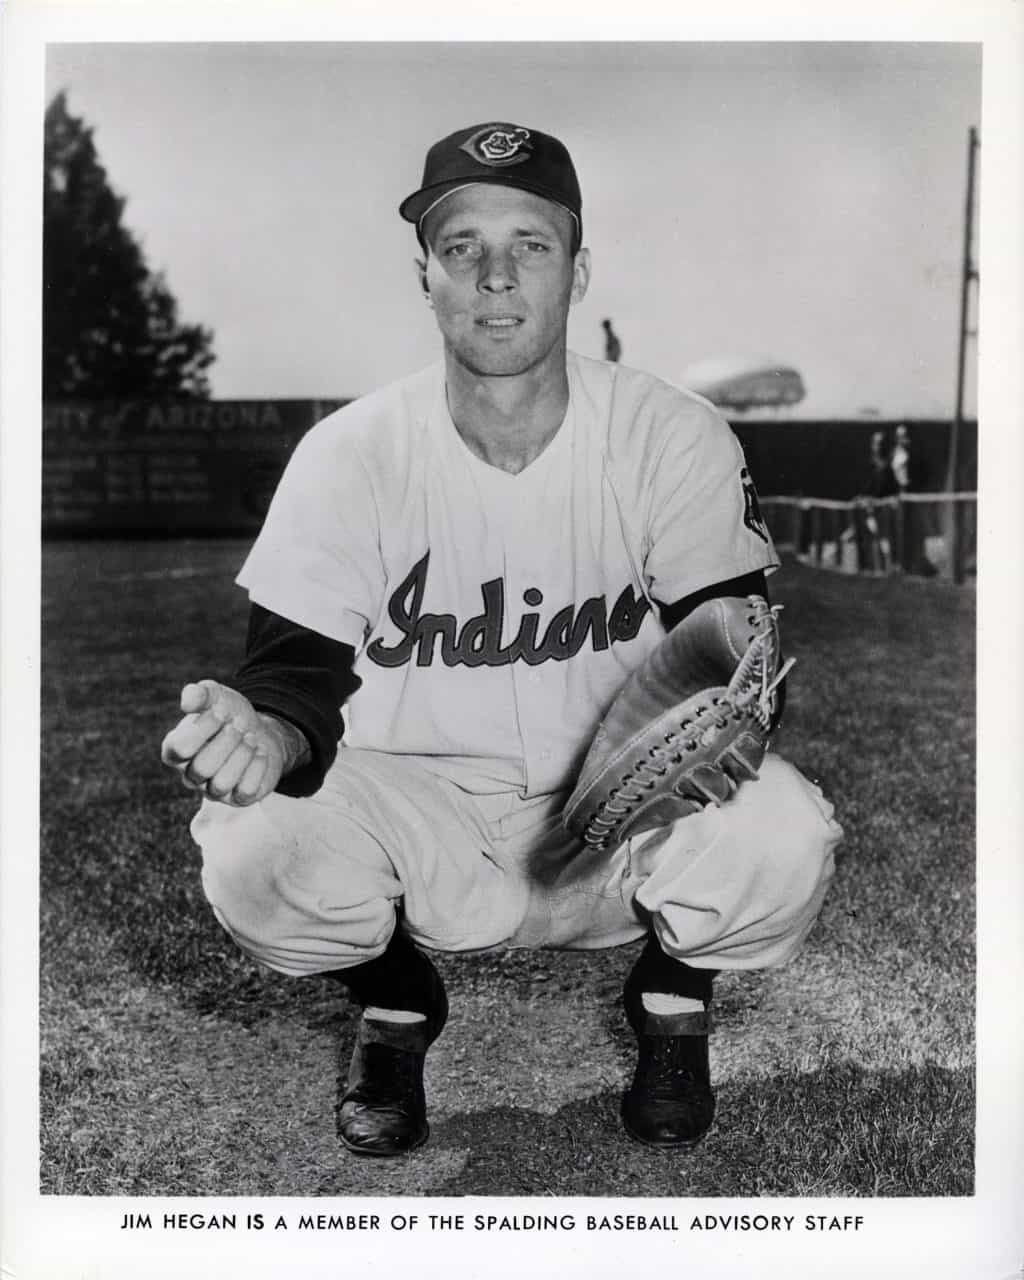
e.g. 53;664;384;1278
353;1044;423;1109
730;599;796;731
636;1037;707;1101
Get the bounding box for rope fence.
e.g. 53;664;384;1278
760;493;977;582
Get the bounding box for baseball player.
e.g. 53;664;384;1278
161;123;842;1157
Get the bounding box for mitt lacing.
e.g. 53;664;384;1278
729;600;796;731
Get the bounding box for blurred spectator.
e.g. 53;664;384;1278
869;430;899;499
890;425;937;576
858;430;897;572
890;424;912;492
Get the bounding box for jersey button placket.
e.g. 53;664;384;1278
507;547;543;792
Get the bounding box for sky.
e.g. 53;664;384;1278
45;41;981;418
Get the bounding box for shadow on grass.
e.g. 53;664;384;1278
412;1062;974;1198
39;1044;973;1199
317;1008;973;1198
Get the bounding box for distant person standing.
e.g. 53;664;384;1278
602;317;622;363
861;429;898;572
890;425;936;576
890;424;911;493
868;430;898;499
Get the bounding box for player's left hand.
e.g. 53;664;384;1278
160;679;291;806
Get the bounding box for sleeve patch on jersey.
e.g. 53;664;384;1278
740;467;770;543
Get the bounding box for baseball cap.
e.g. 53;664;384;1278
399;122;583;246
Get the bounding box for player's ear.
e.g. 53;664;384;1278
570;247;591;306
414;257;433;308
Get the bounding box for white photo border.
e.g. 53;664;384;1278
2;3;1020;1277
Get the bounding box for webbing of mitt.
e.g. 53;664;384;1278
567;595;793;851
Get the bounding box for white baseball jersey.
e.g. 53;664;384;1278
237;352;778;798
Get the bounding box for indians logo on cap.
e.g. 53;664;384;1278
460;125;532;167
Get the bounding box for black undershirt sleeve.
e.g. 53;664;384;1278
225;604;362;798
655;570;787;731
656;570;768;631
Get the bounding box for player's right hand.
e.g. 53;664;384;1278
160;679;286;806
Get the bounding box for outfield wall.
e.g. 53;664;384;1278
43;400;347;535
731;417;977;499
42;399;977;536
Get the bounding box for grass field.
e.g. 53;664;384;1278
39;540;975;1198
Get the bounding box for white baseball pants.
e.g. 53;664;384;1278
193;749;841;977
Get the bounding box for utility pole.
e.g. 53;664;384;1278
946;126;979;584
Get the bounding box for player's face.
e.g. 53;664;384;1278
418;185;590;380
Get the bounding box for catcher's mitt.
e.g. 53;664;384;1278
564;594;793;850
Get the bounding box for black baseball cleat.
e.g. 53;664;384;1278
336;940;449;1157
621;945;716;1148
621;1022;716;1148
340;1018;437;1157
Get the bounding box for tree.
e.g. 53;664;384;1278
43;91;216;399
